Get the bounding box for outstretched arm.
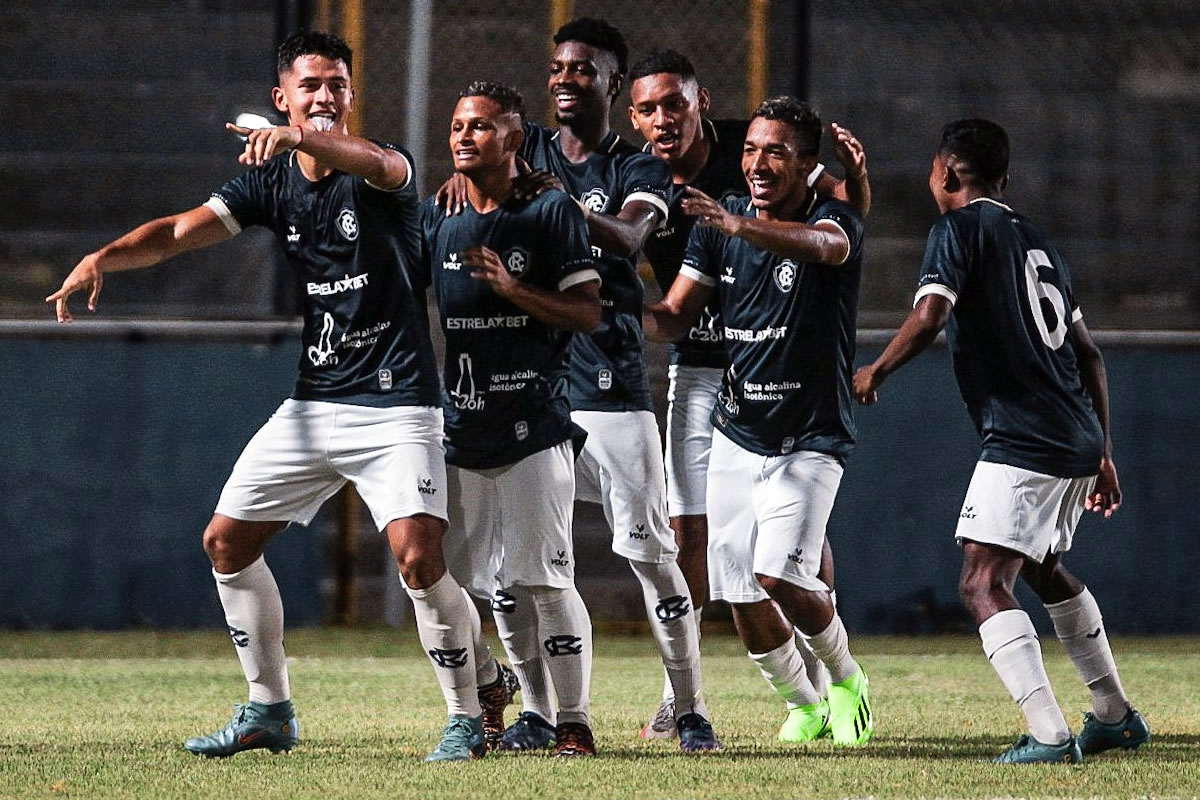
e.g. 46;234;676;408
1072;318;1121;517
644;272;714;343
853;293;952;403
226;123;410;189
681;186;850;265
582;199;663;258
45;206;233;322
463;246;602;333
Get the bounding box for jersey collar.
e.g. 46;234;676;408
968;197;1013;213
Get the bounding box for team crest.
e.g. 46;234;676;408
503;246;530;275
773;259;797;292
337;207;359;241
579;188;609;213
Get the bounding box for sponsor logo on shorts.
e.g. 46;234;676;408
418;477;438;496
960;504;977;519
227;625;250;648
550;549;569;567
491;590;516;614
628;524;649;540
597;369;613;391
428;647;469;669
337;207;359;241
781;436;795;454
544;635;584;657
514;421;529;441
378;369;393;390
655;595;691;623
787;547;803;565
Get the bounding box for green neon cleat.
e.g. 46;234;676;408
827;666;874;746
778;699;831;743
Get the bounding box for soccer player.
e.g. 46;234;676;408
424;81;601;757
511;18;718;752
627;48;871;740
46;32;489;763
853;119;1148;763
645;97;874;748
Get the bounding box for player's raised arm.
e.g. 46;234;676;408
227;123;410;190
818;122;871;217
45;206;232;322
580;198;664;258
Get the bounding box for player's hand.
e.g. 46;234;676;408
1085;456;1122;518
45;254;104;323
512;159;563;201
226;123;303;167
463;246;518;296
852;364;881;404
681;186;740;236
830;122;867;180
436;172;470;216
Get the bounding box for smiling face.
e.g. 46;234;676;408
741;117;816;213
449;95;521;176
628;71;709;165
273;54;353;133
548;40;620;126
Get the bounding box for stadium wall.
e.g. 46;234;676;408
2;326;1194;632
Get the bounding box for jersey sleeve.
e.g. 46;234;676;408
204;167;270;234
619;151;671;225
363;139;415;193
914;213;970;307
811;199;864;264
541;193;600;291
679;203;731;288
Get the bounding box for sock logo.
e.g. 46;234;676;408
491;590;516;614
655;595;691;623
428;647;469;669
544;634;584;656
227;625;250;648
1086;627;1102;639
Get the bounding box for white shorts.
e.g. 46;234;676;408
665;364;723;517
443;441;577;598
572;409;678;563
215;399;448;530
955;460;1096;562
706;428;843;603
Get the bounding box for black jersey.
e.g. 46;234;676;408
424;191;598;469
682;194;864;458
520;122;671;412
206;144;438;408
643;118;749;369
915;198;1103;477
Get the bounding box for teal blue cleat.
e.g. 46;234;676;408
993;734;1082;764
424;715;486;762
1077;708;1150;755
184;701;299;758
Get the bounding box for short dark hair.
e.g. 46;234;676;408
751;96;821;155
277;31;353;77
459;81;526;120
553;17;628;76
938;119;1009;185
629;49;696;84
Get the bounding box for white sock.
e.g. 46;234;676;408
1045;588;1129;723
802;613;858;683
793;629;832;697
214;556;290;705
749;638;821;708
629;559;706;720
493;586;554;723
460;589;498;687
534;586;593;726
979;609;1070;745
404;571;479;717
661;607;702;705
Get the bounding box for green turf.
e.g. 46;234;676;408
1;630;1196;799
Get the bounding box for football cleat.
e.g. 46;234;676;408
553;721;596;757
183;700;299;758
478;661;519;750
827;665;874;746
424;715;486;762
778;699;831;743
677;712;722;752
1077;708;1150;755
639;699;677;740
498;710;556;751
993;733;1082;764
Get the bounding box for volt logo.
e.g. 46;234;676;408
629;524;650;540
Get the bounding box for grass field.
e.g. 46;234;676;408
1;629;1196;799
